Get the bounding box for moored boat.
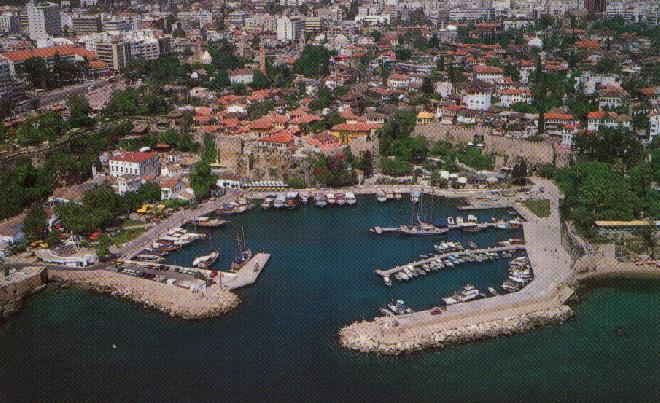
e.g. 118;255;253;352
273;194;286;209
345;192;356;205
193;251;219;268
285;192;300;209
336;192;346;206
376;189;387;203
315;193;327;207
326;193;336;205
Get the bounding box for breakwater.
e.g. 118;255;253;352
50;270;239;319
339;304;574;355
0;266;48;318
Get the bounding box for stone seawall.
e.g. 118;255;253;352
0;267;48;317
339;305;574;355
50;270;240;320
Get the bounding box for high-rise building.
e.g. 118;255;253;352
0;13;21;34
95;41;131;71
276;16;304;42
26;1;61;40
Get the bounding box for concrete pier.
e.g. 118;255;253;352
375;245;526;277
221;253;271;290
457;204;513;211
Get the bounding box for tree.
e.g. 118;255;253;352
293;45;332;78
533;55;546;134
421;77;434;95
189;161;218;199
22;57;49;90
430;171;449;188
137;182;162;204
23;205;48;242
252;69;270;89
67;94;93;128
247;100;276;120
381;158;413;176
285;177;306;188
574;127;644;168
511;159;528;185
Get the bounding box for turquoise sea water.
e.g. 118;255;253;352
0;198;658;402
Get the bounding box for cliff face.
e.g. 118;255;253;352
0;267;48;318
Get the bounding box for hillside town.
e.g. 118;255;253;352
0;0;658;286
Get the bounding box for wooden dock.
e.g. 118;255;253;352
220;253;271;290
374;245;526;277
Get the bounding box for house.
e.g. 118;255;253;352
499;88;532;108
462;87;492;111
307;131;343;154
561;124;579;147
597;86;627;111
113;175;143;195
257;131;295;152
108;151;160;178
544;112;577;136
416;111;434;125
648;109;660;143
472;65;504;84
586;111;631;132
228;68;254;85
200;50;212;65
0;214;25;246
639;86;660;107
575;73;621;95
331;122;381;144
387;73;411;90
160;178;184;200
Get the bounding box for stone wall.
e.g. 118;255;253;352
0;266;48;317
414;123;572;169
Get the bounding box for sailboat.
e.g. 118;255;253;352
230;227;253;272
399;194;448;236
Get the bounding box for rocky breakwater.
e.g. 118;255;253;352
50;270;240;319
339;305;574;355
0;266;48;317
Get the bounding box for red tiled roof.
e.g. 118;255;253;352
332;123;380;132
473;65;503;74
259;132;294;144
110;151;156;163
1;45;96;63
544;112;575;120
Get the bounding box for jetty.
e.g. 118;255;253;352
375;245;526;277
371;221;520;235
457;204;513;211
220;253;271;290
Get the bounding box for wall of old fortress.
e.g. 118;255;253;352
414;123;571;169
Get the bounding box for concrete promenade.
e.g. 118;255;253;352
340;178;577;353
221;253;271;290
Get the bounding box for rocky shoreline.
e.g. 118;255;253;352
50;270;240;320
339;305;574;355
0;266;48;318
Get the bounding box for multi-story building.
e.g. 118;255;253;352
0;13;21;34
648;109;660;143
109;152;160;178
95;41;131;71
227;11;250;27
462;87;492;111
303;17;322;34
276;16;304;42
0;58;25;102
72;15;102;34
26;1;61;40
245;14;277;32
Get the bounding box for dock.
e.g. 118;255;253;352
457;204;513;211
374;245;526;277
371;221;520;234
220;253;271;290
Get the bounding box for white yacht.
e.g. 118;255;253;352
345;192;356;205
376;189;388;203
273;194;286;209
326;193;336;205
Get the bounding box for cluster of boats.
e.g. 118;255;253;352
375;189;417;203
217;198;250;215
441;284;487;306
134;228;207;263
261;191;357;209
384;249;515;286
447;214;523;232
501;257;534;293
379;299;414;316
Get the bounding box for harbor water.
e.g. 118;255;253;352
0;197;658;401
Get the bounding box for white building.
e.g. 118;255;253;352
109;152;160;178
26;1;61;40
462;88;492;111
586;111;631;132
228;68;254;85
648;110;660;143
0;13;20;34
499;88;532;108
276;16;304;42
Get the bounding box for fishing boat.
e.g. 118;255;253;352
193;251;219;268
385;190;394;200
386;299;413;315
285;192;300;209
273;194;286;209
315;193;327;208
326;193;336;205
376;189;388;203
261;195;274;209
394;191;402;200
230;228;253;272
300;194;309;204
447;216;455;226
400;223;449;236
487;287;499;296
455;216;464;225
335;192;346;206
193;216;227;227
345;192;356;205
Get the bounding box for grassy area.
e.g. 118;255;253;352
110;228;145;246
122;218;146;227
523;199;551;218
